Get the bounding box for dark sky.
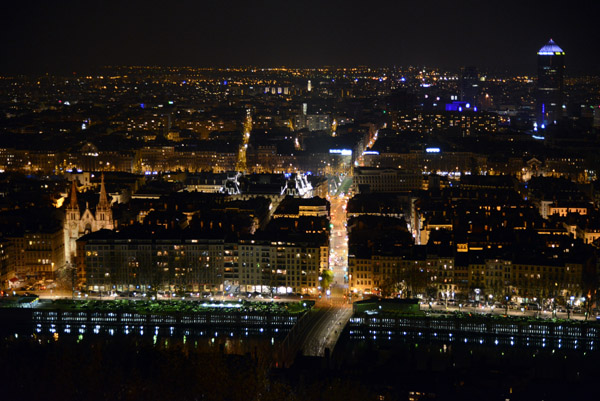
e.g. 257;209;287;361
1;0;598;74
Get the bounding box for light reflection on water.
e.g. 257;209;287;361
348;327;596;352
29;322;290;341
9;321;285;356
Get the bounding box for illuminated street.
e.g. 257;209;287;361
288;177;354;357
329;174;350;293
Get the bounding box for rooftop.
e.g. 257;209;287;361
538;39;565;56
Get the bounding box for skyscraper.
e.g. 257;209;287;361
460;66;479;107
536;39;565;129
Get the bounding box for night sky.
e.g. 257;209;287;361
1;0;598;74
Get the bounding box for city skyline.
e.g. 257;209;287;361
1;0;599;74
2;4;600;398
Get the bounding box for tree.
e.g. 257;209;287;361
320;269;333;291
380;279;406;298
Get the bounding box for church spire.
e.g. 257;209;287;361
95;173;113;229
68;179;79;210
98;173;109;209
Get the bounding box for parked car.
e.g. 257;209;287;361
524;303;541;311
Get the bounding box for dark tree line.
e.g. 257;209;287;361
0;336;380;401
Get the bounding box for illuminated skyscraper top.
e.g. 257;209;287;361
536;39;565;129
537;39;565;56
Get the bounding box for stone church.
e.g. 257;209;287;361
64;174;114;263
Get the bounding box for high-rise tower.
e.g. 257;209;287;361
536;39;565;129
460;66;479;107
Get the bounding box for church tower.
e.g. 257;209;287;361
95;173;114;230
65;179;81;263
64;174;115;264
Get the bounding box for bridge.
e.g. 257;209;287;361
277;300;352;367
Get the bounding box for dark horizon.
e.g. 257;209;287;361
1;0;599;75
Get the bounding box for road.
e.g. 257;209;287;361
292;186;353;358
422;302;592;321
329;193;349;288
277;182;354;361
301;305;352;357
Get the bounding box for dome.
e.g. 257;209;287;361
538;39;564;55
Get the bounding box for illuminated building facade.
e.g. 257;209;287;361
64;175;114;264
7;227;65;281
352;167;425;193
389;110;497;135
349;253;584;301
0;240;14;289
78;231;328;294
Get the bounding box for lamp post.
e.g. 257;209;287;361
586;293;591;321
566;295;575;319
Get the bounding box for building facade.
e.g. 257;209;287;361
64;175;114;264
352;167;425;194
349;252;585;302
0;240;14;289
7;228;65;281
78;230;328;294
